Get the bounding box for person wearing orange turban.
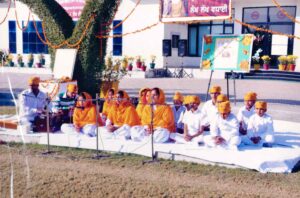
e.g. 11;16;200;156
19;76;48;132
204;101;241;150
172;92;186;134
136;87;151;119
170;95;205;145
237;92;257;138
102;88;116;121
100;90;141;139
61;92;103;137
131;87;175;143
202;85;222;130
244;101;274;147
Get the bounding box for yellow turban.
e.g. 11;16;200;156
209;85;221;93
67;84;77;93
183;95;191;105
189;95;200;105
244;92;257;101
217;94;228;103
28;77;40;85
218;101;231;114
255;101;267;109
173;92;184;102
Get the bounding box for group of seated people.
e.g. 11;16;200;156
19;76;275;150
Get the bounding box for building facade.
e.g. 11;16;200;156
0;0;299;77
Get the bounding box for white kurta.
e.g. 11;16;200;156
172;105;186;130
244;113;275;146
201;100;218;126
19;89;47;125
170;108;205;144
100;119;131;140
204;113;241;149
237;106;255;130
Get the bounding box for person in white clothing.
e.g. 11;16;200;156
202;85;221;130
237;92;257;139
170;95;204;145
171;92;186;134
244;101;274;147
204;101;241;150
19;76;48;132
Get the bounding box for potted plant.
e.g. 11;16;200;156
127;56;134;71
287;55;298;71
261;55;271;70
7;53;14;67
27;54;34;67
17;54;24;67
150;55;156;69
252;49;262;71
121;56;128;69
141;59;147;71
100;54;129;98
39;53;45;65
278;56;287;71
135;55;142;68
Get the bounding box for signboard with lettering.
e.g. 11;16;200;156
56;0;85;20
160;0;231;22
201;34;254;72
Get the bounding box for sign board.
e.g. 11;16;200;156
201;34;254;72
53;49;77;79
271;34;288;56
56;0;85;20
161;0;231;22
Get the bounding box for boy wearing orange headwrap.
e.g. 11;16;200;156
237;92;257;137
131;87;175;143
244;101;274;146
170;95;205;144
204;101;241;150
50;83;78;130
172;92;186;134
100;90;141;139
102;88;116;122
136;87;151;119
61;92;102;137
202;85;222;130
19;76;48;132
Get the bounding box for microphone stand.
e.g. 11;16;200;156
143;101;159;164
42;95;54;155
92;93;109;159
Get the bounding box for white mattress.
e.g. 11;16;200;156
1;120;300;173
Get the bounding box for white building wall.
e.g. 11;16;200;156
0;1;50;67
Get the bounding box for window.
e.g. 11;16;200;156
22;21;48;54
188;19;234;56
8;21;16;53
112;20;122;56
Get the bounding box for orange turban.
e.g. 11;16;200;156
255;101;267;109
28;77;40;85
218;101;231;114
183;95;191;105
244;92;257;101
67;84;77;93
217;94;228;103
173;92;184;102
189;95;200;105
209;85;221;93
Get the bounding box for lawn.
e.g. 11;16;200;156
1;143;299;197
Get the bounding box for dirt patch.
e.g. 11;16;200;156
1;144;300;197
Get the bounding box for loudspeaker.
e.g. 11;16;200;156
162;39;171;57
178;39;187;57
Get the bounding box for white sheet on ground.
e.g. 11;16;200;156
0;120;299;173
